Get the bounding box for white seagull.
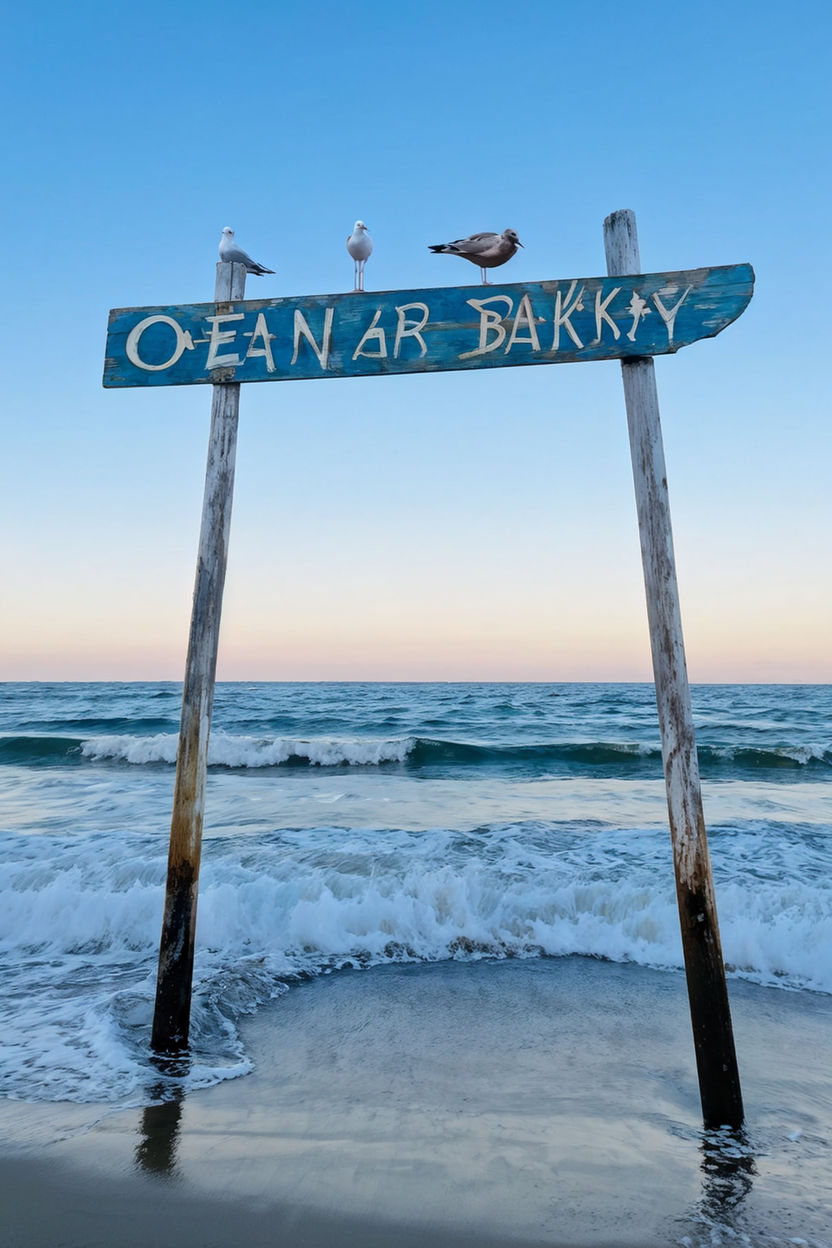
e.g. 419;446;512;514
218;227;274;276
428;228;523;284
346;220;373;291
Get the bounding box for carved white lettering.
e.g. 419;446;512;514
244;312;276;372
459;296;513;358
505;293;541;353
205;312;245;369
291;308;334;369
126;315;194;371
595;286;621;340
393;303;429;359
552;281;584;350
652;286;692;344
625;292;651;342
353;308;388;360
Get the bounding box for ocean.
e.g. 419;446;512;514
1;680;829;1110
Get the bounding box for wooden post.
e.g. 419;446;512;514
603;209;743;1129
151;259;246;1054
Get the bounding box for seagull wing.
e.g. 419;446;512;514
221;239;274;274
227;243;255;266
447;233;500;256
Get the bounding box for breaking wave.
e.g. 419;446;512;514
1;819;830;1104
2;732;828;778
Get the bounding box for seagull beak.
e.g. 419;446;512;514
517;241;525;248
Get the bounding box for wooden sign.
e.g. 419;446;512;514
104;263;754;388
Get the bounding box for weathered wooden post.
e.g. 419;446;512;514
603;208;744;1128
150;258;246;1053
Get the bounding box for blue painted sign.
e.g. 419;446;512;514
103;265;753;388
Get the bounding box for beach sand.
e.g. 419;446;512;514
1;957;830;1247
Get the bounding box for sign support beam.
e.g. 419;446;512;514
150;259;246;1054
604;209;744;1128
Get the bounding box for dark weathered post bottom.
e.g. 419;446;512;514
675;871;744;1127
151;864;200;1053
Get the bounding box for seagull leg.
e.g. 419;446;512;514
358;260;364;292
354;259;359;291
481;266;490;285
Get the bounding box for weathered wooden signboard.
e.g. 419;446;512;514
104;264;753;387
109;211;753;1134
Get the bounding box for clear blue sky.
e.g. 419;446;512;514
3;0;830;681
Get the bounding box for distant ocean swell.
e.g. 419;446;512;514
1;733;830;775
1;819;830;1103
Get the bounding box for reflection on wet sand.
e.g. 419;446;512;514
693;1126;756;1235
134;1062;188;1179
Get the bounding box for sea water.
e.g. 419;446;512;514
1;681;830;1106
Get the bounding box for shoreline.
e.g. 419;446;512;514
2;957;831;1247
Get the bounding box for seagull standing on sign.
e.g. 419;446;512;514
428;228;523;285
346;220;373;291
218;227;275;276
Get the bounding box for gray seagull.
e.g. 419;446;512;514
218;227;275;276
428;228;523;284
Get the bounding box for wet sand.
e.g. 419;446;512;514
1;957;830;1247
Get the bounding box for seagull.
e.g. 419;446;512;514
428;228;523;284
218;227;274;276
346;220;373;291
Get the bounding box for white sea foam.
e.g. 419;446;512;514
1;820;830;1105
81;732;414;768
74;733;832;771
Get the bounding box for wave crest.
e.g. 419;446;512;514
78;734;832;774
80;732;414;768
2;732;829;775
